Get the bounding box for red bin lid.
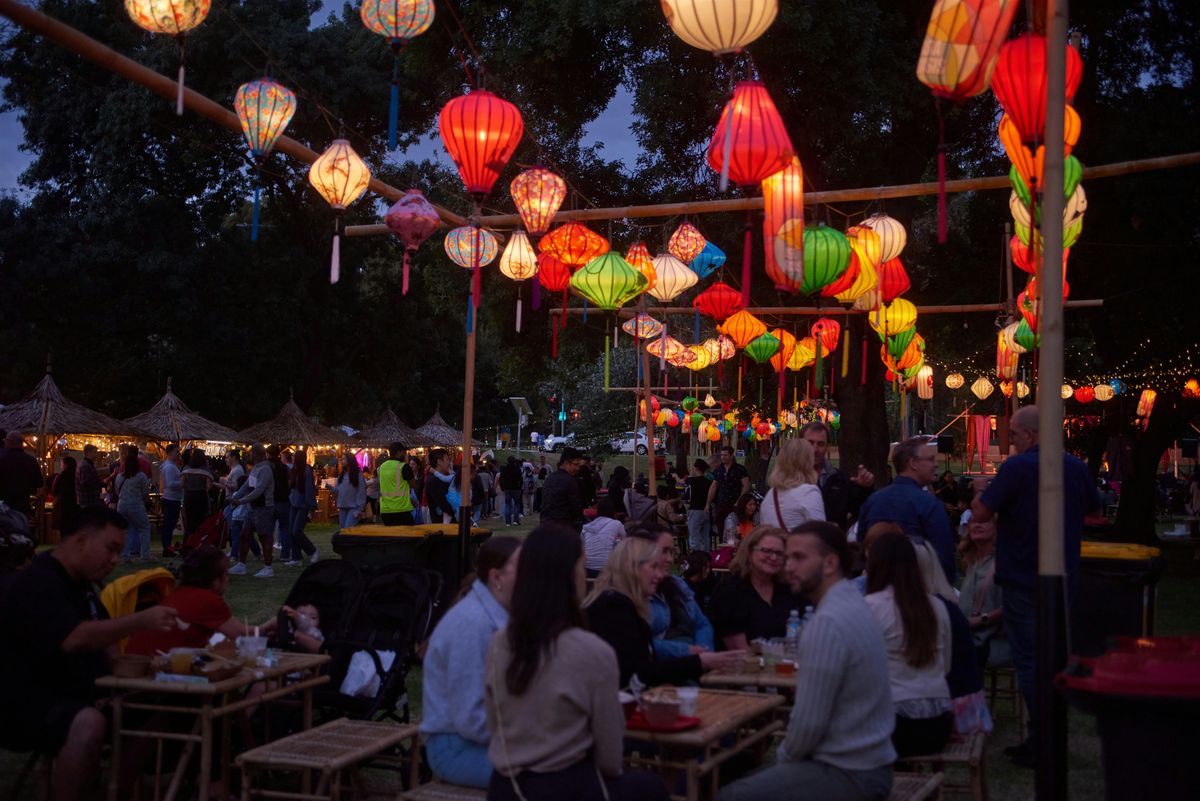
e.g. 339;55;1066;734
1058;637;1200;699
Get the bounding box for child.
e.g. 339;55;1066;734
282;604;324;653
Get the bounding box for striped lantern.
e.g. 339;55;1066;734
647;254;698;302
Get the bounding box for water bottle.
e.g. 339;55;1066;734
803;604;815;625
785;609;802;657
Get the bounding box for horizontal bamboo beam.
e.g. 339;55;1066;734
0;0;467;228
554;299;1105;317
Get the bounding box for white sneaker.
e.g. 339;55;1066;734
253;566;275;578
228;562;247;575
309;548;320;563
283;560;301;567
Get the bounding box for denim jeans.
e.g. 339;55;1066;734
717;760;892;801
425;733;493;789
287;505;316;561
119;505;150;558
273;500;291;553
338;508;359;529
1002;584;1037;730
686;509;711;553
504;492;522;525
160;498;181;553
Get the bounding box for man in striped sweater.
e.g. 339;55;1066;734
719;521;896;801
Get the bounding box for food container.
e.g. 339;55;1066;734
167;648;195;675
641;690;681;728
676;687;699;717
112;654;151;678
774;659;797;677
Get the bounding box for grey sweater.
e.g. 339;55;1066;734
780;579;897;771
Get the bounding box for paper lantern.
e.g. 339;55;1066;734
384;189;441;294
536;253;572;292
444;226;499;268
510;168;566;235
1061;384;1074;400
360;0;435;149
999;321;1027;355
640;397;660;418
685;345;714;371
821;248;861;299
1136;389;1157;417
707;81;794;187
885;329;917;360
309;139;372;284
767;327;798;371
704;393;717;408
646;336;687;360
1016;381;1031;398
775;223;852;295
853;288;882;312
744;333;781;364
1000;105;1083;187
702;336;737;362
878;257;911;303
689;242;727;279
624;242;657;293
539;223;609;266
971;376;994;400
946;373;965;389
916;365;934;400
438;90;524;198
719;311;768;349
235;77;297;242
1011;156;1082;211
1074;386;1095;404
647;254;698;302
861;214;907;263
990;33;1084;146
762;157;804;290
660;0;778;54
1184;379;1200;399
1017;289;1039;331
668;348;699;367
915;0;1020;101
1011;234;1070;277
787;337;826;371
836;243;880;304
1000;380;1014;398
1014;318;1040;351
869;299;918;336
622;313;664;340
125;0;211;114
811;318;841;354
1109;379;1126;395
499;230;538;282
996;333;1019;379
694;281;744;322
668;223;707;263
1093;383;1115;402
570;253;646;311
882;341;923;372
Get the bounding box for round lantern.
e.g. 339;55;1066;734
648;254;698;302
384;189;441;294
660;0;778;54
946;373;965;389
1061;384;1074;400
762;156;804;289
707;81;794;188
1093;383;1115;402
359;0;435;149
689;241;727;279
915;0;1020;101
647;336;687;361
499;230;538;281
309;139;372;285
668;223;707;263
235;77;296;242
438;90;524;198
625;242;657;292
536;253;572;292
539;223;609;266
1016;381;1031;399
1109;379;1126;395
719;310;768;349
774;223;852;295
694;281;744;322
685;346;714;371
869;299;919;337
125;0;211;115
640;397;660;417
878;257;911;303
510;168;566;235
811;318;841;354
666;412;681;428
1136;389;1157;418
990;33;1084;146
444;226;499;268
570;253;646;311
622;313;664;340
1074;386;1095;404
971;376;995;400
861;214;907;263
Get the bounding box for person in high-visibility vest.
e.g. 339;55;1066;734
378;442;415;526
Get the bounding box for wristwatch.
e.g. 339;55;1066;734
980;613;990;626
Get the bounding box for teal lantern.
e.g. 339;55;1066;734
569;253;647;311
744;332;781;364
689;242;727;279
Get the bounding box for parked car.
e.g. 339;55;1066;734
607;430;664;455
540;432;576;452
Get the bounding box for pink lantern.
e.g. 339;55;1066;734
384;189;441;295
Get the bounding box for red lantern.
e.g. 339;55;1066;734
811;318;841;354
706;81;794;188
438;90;524;198
762;156;804;292
536;253;572;292
820;248;860;298
1074;385;1095;404
877;257;911;302
693;281;744;323
990;33;1083;147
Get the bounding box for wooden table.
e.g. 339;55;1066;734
624;689;784;801
97;652;330;801
700;662;798;692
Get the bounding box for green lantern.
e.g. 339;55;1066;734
569;252;647;310
800;225;851;295
1014;319;1040;351
681;396;698;412
885;328;917;359
744;332;781;363
902;359;924;379
1010;155;1082;211
690;413;703;428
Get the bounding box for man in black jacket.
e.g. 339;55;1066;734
499;457;524;526
424;449;458;524
800;422;875;532
539;448;586;532
0;431;43;517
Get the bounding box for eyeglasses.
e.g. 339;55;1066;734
753;547;785;560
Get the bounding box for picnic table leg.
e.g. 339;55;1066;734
301;683;314;797
198;704;213;801
161;721;199;801
686;759;700;801
220;704;232;801
240;764;252;801
106;695;123;801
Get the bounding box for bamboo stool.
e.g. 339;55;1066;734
399;781;487;800
984;665;1028;740
896;732;986;801
889;772;945;801
237;718;419;801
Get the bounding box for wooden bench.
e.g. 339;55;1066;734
237;718;420;800
984;665;1028;740
896;732;986;801
890;772;945;801
399;781;486;800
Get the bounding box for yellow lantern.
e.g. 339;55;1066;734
718;311;768;349
499;230;538;282
308;139;371;284
868;299;918;336
686;345;714;371
945;372;964;389
125;0;212;114
846;225;883;269
1061;384;1074;400
1183;378;1200;398
1136;389;1157;417
861;213;907;262
836;242;880;304
996;333;1019;380
916;365;934;400
1017;381;1031;399
647;254;696;302
660;0;778;55
1093;383;1115;402
971;376;994;400
704;393;717;408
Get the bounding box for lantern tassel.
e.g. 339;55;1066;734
936;101;947;243
330;232;340;284
250;179;261;243
515;293;523;333
388;56;400;151
402;251;411;295
582;298;588;323
531;278;541;311
466;294;474;334
741;211;753;308
841;331;850;378
177;63;186;116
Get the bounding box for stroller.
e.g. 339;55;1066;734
181;510;228;554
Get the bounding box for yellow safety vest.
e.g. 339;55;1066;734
378;459;413;514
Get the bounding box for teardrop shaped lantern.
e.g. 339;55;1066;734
444;226;499;268
916;0;1020;101
861;214;907;262
1014;318;1040;352
878;258;911;303
744;333;781;364
622;313;664;340
991;33;1084;146
625;242;657;292
309;139;372;284
946;373;965;389
689;242;727;279
811;318;841;354
125;0;211;115
648;254;698;302
707;81;794;189
694;281;744;323
438;90;524;199
360;0;435;150
971;376;995;400
499;230;538;332
536;253;573;292
510;167;566;235
660;0;778;54
762;156;804;290
234;77;297;242
718;310;768;349
569;253;646;311
668;222;707;263
540;223;610;266
384;189;441;294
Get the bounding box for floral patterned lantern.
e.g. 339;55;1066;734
946;372;965;389
694;281;744;322
648;254;698;302
360;0;436;149
539;223;609;266
438;90;524;199
1093;383;1115;402
234;77;297;242
668;222;707;263
762;156;804;290
309;139;371;284
685;345;714;371
916;0;1020;101
125;0;212;115
444;226;499;268
384;189;441;294
510;168;566;235
996;332;1019;379
499;230;539;332
622;313;664;340
660;0;778;54
647;336;687;360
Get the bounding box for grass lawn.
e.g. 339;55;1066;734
3;512;1197;799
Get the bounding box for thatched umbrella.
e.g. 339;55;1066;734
417;409;482;448
124;378;240;443
0;370;149;449
356;408;437;449
237;395;350;447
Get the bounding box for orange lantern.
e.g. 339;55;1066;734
762;156;804;291
438;90;523;199
539;223;609;266
668;222;707;263
767;328;799;371
718;311;768;349
1184;379;1200;398
1136;389;1157;418
510;168;566;235
625;242;657;292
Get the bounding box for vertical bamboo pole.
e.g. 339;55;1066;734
642;344;658;498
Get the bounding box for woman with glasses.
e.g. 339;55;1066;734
709;526;806;651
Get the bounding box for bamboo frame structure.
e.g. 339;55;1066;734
555;300;1104;317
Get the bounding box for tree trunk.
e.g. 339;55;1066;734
1115;396;1200;546
833;315;890;487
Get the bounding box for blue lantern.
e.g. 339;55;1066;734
689;241;727;279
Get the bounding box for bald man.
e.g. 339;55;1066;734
970;406;1099;767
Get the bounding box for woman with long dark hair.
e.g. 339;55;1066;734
116;447;152;561
335;453;366;530
181;449;214;538
51;455;79;537
285;449;319;566
864;532;952;757
484;525;667;801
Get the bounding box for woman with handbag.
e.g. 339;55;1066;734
760;438;825;531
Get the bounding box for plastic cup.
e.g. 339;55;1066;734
168;649;194;675
236;635;268;666
774;659;797;677
677;687;699;717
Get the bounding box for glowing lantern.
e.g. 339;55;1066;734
971;376;995;400
1136;389;1157;418
1000;380;1014;398
234;78;297;242
1109;379;1126;395
853;289;883;312
707;80;794;192
775;223;852;295
836;246;880;304
689;242;727;279
846;225;883;269
787;337;816;370
767;328;798;371
499;230;539;332
821;249;861;299
1017;289;1039;331
438;90;524;199
1011;234;1070;277
539;223;609;266
946;373;965;389
510;168;566;235
996;334;1019;380
1061;384;1074;400
762;157;804;290
536;253;572;292
668;223;707;263
359;0;435;149
990;33;1084;146
719;311;768;349
685;345;714;371
916;365;935;400
569;253;646;311
869;299;919;336
1016;381;1031;398
639;397;660;417
744;333;781;364
704;393;717;408
384;189;441;294
1011;156;1082;210
1074;386;1095;404
878;258;911;303
811;318;841;354
862;214;907;262
916;0;1020;100
882;341;923;372
702;336;737;362
444;226;499;268
125;0;211;115
1093;383;1115;402
648;254;698;302
694;282;744;322
309;139;371;284
647;336;687;360
1184;379;1200;399
660;0;778;54
1000;321;1028;355
1014;318;1039;352
1000;105;1082;187
622;313;663;340
624;242;657;293
668;348;699;368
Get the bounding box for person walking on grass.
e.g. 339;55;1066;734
285;449;319;566
229;445;275;578
158;444;183;556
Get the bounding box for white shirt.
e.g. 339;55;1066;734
864;586;951;706
761;484;826;530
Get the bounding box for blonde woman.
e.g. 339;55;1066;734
709;525;805;651
585;538;742;687
761;438;826;531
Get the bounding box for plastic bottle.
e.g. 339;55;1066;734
785;609;802;657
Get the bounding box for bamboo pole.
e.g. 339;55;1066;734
0;0;467;227
553;299;1104;317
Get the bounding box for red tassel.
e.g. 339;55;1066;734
402;252;411;295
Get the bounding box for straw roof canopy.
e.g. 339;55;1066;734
237;398;350;447
0;373;148;439
417;410;481;447
124;380;240;443
356;408;436;449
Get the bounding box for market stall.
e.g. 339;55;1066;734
353;408;437;468
123;378;240;457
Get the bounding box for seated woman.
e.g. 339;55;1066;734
957;517;1007;669
624;523;715;659
709;526;806;651
721;493;760;544
655;484;686;535
126;546;273;655
585;538;742;688
422;536;522;789
864;532;953;758
580;496;625;578
484;525;667;801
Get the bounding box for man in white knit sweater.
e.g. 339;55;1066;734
719;521;896;801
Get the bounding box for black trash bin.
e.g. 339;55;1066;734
1073;542;1165;657
1058;636;1200;801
